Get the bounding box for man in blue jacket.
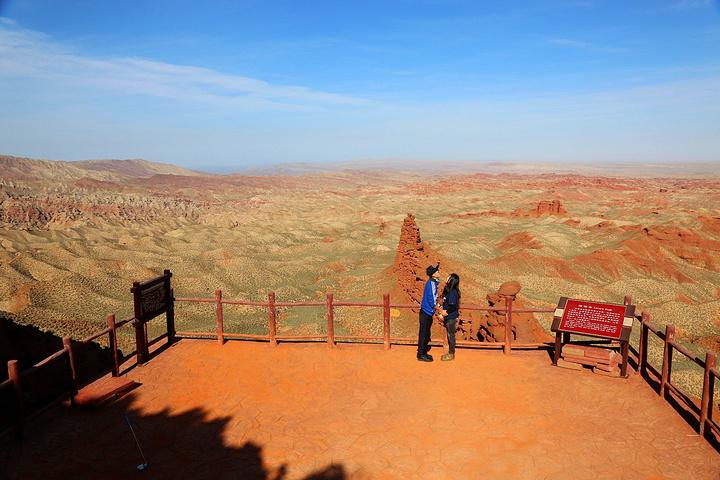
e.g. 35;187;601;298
417;264;440;362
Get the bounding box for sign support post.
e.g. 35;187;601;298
131;270;173;365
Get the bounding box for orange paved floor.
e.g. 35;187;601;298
2;339;720;480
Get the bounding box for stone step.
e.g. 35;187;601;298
74;376;136;409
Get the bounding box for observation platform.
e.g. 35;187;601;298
3;339;720;479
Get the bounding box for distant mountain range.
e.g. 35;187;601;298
238;158;720;177
0;155;206;183
1;154;719;180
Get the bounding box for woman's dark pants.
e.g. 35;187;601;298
445;317;457;355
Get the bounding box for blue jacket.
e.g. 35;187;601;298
421;279;438;316
443;289;459;321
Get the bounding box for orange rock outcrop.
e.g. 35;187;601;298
391;215;552;344
477;281;554;343
392;213;440;304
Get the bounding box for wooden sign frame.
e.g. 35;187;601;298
131;270;175;364
551;297;636;377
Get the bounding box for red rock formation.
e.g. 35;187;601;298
392;214;440;304
453;200;567;220
391;218;551;343
477;281;553;343
510;199;567;218
377;221;387;237
535;199;567;215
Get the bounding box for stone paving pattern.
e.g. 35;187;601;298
2;340;720;479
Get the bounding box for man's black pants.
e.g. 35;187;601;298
417;310;433;356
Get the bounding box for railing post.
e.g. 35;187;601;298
268;292;277;347
383;294;391;351
216;289;225;345
167;287;176;345
107;314;119;377
622;295;633;376
326;293;335;349
639;310;649;377
63;336;78;406
660;324;675;398
8;360;23;440
700;351;717;436
134;319;148;365
504;295;513;355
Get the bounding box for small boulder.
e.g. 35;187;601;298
498;280;521;297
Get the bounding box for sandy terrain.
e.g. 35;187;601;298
1;155;720;400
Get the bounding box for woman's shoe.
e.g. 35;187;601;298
441;353;455;361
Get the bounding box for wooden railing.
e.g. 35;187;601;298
3;289;719;449
636;310;720;437
1;314;135;440
174;290;556;354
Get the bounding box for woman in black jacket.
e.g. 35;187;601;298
440;273;460;361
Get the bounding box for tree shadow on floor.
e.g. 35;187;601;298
1;392;347;480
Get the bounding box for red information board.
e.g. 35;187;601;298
558;299;626;340
551;297;636;377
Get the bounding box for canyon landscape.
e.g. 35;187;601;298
2;154;720;400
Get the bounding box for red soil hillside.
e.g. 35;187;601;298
498;231;543;251
572;226;720;283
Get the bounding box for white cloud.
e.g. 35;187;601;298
548;38;630;54
0;18;369;111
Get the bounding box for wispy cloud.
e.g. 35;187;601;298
0;19;369;111
548;38;631;54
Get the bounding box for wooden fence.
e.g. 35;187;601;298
2;289;719;448
174;291;555;353
636;310;720;437
1;313;134;440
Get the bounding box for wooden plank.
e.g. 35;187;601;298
557;359;583;370
74;377;136;409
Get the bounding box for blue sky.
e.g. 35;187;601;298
0;0;719;172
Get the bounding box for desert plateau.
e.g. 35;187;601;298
1;155;720;402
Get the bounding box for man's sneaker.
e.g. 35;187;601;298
417;354;433;362
441;353;455;361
